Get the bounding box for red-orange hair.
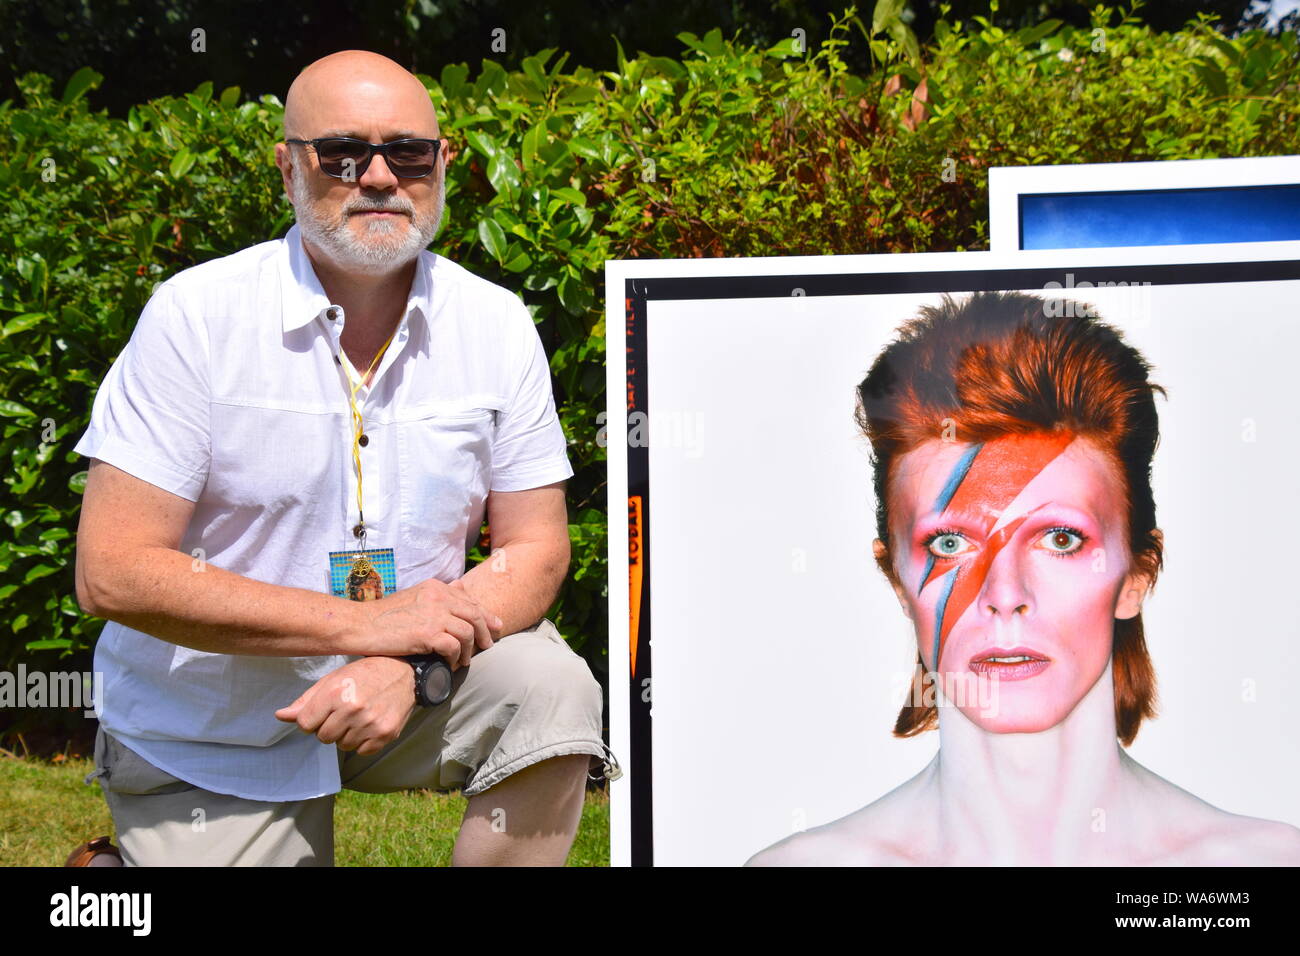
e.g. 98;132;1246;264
854;291;1165;746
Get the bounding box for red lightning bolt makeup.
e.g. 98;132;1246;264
916;430;1076;671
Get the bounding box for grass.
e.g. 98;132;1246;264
0;754;609;866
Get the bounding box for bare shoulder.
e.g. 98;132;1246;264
745;775;933;867
1187;815;1300;866
744;818;877;866
1128;760;1300;865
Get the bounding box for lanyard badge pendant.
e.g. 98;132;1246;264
326;315;400;602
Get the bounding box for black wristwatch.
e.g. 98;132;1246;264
404;654;453;707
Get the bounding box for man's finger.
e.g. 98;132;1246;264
446;593;492;629
446;598;498;650
336;725;368;753
293;688;335;734
314;709;350;746
471;607;495;651
274;687;312;722
442;579;503;634
441;614;476;644
429;633;463;672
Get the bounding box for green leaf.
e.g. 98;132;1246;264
551;187;587;206
69;470;88;494
0;400;35;419
169;146;196;179
1203;33;1242;66
872;0;905;34
888;20;921;64
558;272;593;315
502;250;532;272
3;313;48;337
478;218;508;261
521;52;551;92
568;137;603;162
219;85;241;109
485;153;522;195
25;638;73;650
766;37;802;58
439;63;470;98
62;67;103;104
24;563;60;584
1235;98;1263;125
523;272;559;291
1015;20;1063;47
1192;61;1227;98
463;128;502;162
558;84;600;104
521;122;545;170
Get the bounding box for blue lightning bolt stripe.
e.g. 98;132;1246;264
931;567;959;669
916;442;982;597
932;442;982;513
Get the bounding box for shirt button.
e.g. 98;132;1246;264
326;307;341;321
358;433;369;447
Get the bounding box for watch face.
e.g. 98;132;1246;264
424;663;453;705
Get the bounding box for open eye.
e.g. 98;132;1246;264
927;530;974;559
1037;527;1085;556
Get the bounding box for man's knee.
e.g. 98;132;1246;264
453;622;605;797
474;622;601;719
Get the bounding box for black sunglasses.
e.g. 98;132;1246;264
285;136;441;179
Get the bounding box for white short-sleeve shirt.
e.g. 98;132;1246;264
73;223;574;800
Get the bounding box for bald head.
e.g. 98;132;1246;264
283;50;439;141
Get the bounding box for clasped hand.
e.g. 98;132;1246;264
274;577;502;754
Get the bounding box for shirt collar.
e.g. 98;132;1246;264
278;223;433;334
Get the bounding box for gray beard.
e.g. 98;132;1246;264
289;160;445;275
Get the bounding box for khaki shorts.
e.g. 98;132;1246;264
87;619;617;866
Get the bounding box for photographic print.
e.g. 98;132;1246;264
607;240;1300;866
988;154;1300;251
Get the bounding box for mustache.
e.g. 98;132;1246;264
345;198;414;215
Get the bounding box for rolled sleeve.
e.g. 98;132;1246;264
489;302;574;492
73;282;211;501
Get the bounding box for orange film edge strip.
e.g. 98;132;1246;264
628;495;643;676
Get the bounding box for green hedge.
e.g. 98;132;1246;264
1;4;1297;739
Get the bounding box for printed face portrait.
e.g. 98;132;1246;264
882;431;1148;733
348;569;385;601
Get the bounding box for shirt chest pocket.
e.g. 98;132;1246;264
398;404;499;551
209;404;336;512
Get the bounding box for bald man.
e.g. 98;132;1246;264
72;51;617;867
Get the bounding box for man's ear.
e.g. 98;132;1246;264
873;538;913;621
274;142;295;204
1115;528;1162;620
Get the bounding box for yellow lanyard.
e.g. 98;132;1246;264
340;324;399;559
